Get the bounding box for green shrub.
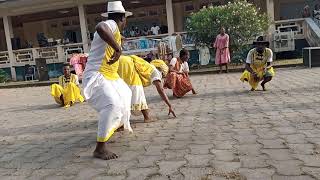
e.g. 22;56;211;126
186;0;269;62
0;69;9;83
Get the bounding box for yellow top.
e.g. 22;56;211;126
118;55;143;86
249;48;272;71
98;26;122;80
130;55;155;87
150;59;169;77
118;55;156;87
58;74;78;88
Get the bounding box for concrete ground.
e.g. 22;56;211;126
0;67;320;180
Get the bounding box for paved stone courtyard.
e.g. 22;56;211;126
1;67;320;180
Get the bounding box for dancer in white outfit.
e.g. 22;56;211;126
82;1;133;160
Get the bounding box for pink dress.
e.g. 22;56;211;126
70;54;88;80
213;34;231;65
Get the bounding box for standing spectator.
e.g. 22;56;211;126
130;26;135;37
313;4;320;26
151;23;160;35
160;25;168;34
213;27;231;73
302;5;311;18
134;27;141;36
142;26;149;36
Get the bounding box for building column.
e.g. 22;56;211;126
266;0;275;41
166;0;175;34
3;16;16;81
78;4;89;53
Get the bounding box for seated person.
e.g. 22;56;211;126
240;36;275;91
118;55;176;122
37;32;48;47
51;64;84;107
24;64;35;80
164;49;196;98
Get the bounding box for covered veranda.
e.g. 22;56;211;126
0;0;307;81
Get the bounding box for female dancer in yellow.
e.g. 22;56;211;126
118;55;176;122
240;36;275;91
51;64;84;107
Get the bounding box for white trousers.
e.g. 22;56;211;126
83;72;132;142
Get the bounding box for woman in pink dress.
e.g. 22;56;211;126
213;27;231;73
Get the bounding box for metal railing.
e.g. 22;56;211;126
0;51;10;67
122;32;196;55
0;43;84;68
273;18;320;52
304;18;320;47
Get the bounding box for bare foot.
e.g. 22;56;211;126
93;149;118;160
173;94;181;98
144;116;158;123
116;126;124;132
142;109;157;123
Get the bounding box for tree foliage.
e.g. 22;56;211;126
186;0;270;60
0;69;9;83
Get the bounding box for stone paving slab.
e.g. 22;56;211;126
0;67;320;180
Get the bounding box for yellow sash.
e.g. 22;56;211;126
98;26;121;80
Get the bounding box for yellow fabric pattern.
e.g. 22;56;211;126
150;59;169;77
130;55;154;87
63;83;85;107
59;74;77;88
118;56;151;111
240;48;275;90
51;76;84;107
240;68;275;90
98;26;121;80
118;55;143;86
97;127;117;142
51;84;64;105
132;103;148;111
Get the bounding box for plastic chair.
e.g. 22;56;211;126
25;66;36;81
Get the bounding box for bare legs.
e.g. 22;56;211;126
142;109;157;123
250;76;273;91
261;76;272;91
192;88;197;94
219;64;228;74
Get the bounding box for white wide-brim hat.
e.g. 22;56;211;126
101;1;133;18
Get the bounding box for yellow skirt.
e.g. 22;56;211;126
51;83;84;107
240;67;275;90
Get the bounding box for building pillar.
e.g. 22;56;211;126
166;0;175;34
266;0;275;38
78;4;89;53
3;16;16;81
7;17;14;38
